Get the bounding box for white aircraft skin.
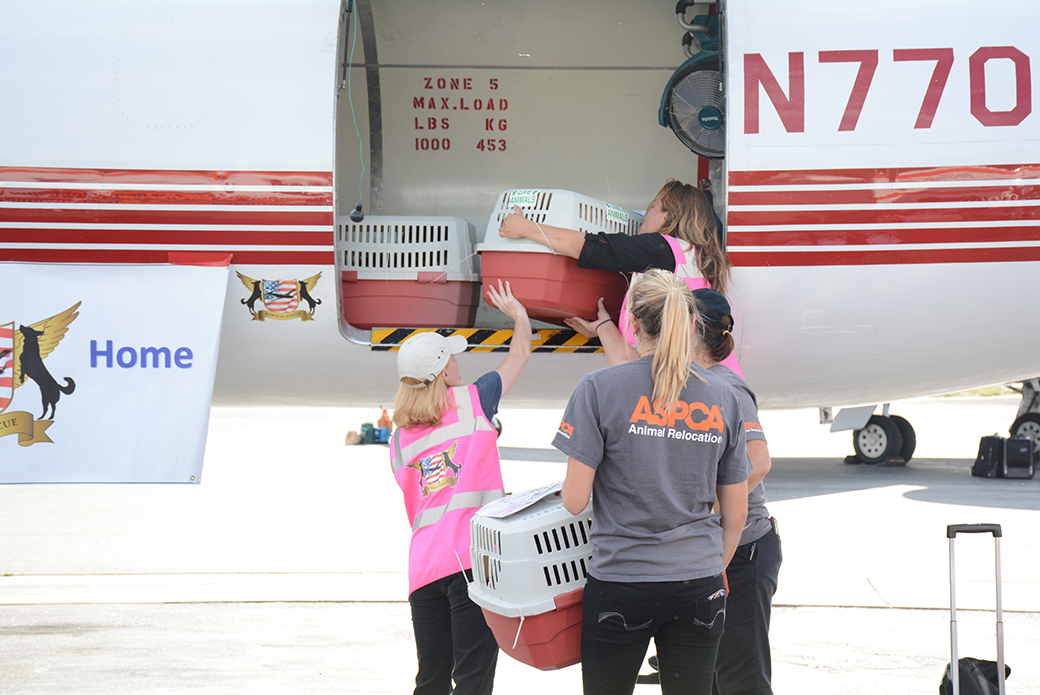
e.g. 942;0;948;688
1;1;1038;456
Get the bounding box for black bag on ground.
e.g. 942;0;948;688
939;657;1010;695
971;436;1005;478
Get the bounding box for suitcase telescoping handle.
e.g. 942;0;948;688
947;523;1004;695
947;523;1002;538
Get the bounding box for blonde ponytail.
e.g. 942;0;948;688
628;269;703;409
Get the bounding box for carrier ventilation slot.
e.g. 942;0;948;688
541;558;590;588
533;519;591;555
473;523;502;555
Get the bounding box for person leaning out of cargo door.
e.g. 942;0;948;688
498;179;739;372
553;269;749;695
690;288;782;695
389;279;532;695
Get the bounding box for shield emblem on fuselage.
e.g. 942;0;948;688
262;280;299;313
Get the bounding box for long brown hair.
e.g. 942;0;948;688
651;179;731;294
627;269;705;409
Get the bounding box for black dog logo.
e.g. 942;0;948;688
18;325;76;420
297;278;322;312
241;279;263;315
7;302;81;422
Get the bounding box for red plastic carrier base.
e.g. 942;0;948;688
479;250;628;325
341;271;480;329
480;587;583;671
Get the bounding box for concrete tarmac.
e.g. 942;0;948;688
1;396;1039;693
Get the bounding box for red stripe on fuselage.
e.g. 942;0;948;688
0;167;333;266
728;246;1040;266
0;227;333;246
728;225;1040;247
729;185;1040;206
728;205;1040;226
726;165;1040;266
0;248;334;265
0;208;332;226
729;164;1040;187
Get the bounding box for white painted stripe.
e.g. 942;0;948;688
729;179;1040;192
0;245;328;253
728;219;1040;232
0;181;332;193
729;241;1040;252
0;202;333;212
730;200;1040;212
0;223;330;231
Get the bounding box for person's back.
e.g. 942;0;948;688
555;268;749;695
562;356;746;583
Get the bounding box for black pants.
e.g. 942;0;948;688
409;570;499;695
713;521;783;695
581;573;727;695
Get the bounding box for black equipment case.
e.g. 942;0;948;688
972;435;1035;479
940;524;1009;695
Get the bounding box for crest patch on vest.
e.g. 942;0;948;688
408;440;463;496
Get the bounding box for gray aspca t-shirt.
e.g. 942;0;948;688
552;356;750;583
707;364;773;547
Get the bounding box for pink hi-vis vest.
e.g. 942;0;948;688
619;234;743;378
389;384;504;595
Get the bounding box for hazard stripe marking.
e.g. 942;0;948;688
370;328;605;353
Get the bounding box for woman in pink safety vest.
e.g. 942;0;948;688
389;279;531;695
498;180;741;376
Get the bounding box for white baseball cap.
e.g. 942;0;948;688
397;332;467;387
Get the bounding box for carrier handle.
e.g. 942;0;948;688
947;523;1002;538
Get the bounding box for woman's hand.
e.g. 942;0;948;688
486;279;528;323
487;279;532;397
563;298;611;338
498;205;531;240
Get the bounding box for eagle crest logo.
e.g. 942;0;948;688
407;441;464;496
236;271;321;322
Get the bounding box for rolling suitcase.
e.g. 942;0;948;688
940;524;1010;695
971;434;1036;479
1003;436;1035;479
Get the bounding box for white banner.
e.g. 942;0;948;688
0;261;228;483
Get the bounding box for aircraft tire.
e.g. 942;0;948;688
890;415;917;462
853;415;904;465
1010;412;1040;454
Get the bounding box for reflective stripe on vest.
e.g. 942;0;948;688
410;488;504;532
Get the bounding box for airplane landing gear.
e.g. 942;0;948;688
1008;378;1040;455
847;407;917;465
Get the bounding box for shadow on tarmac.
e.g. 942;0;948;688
501;447;1040;511
766;456;1040;510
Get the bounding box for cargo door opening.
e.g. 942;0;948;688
331;0;727;348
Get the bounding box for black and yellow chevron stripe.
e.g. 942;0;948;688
370;328;604;353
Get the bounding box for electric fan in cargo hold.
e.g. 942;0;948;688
659;57;725;159
659;9;724;158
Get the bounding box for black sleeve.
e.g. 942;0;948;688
576;232;676;273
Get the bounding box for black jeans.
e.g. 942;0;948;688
581;573;727;695
713;521;783;695
408;570;498;695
